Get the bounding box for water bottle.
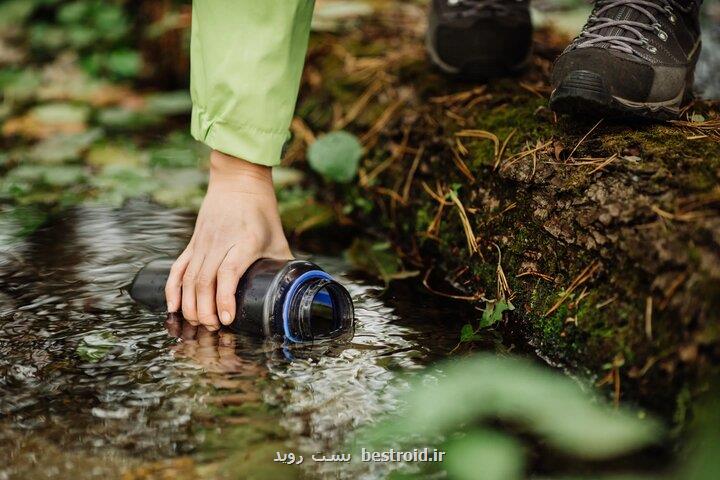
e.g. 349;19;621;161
129;258;354;343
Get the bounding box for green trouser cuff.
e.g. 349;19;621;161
191;107;288;167
189;0;314;168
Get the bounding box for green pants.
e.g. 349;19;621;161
190;0;315;166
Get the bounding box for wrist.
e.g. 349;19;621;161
209;150;273;189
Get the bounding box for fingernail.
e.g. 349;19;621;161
220;311;232;325
166;302;175;313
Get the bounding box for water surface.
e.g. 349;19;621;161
0;202;469;479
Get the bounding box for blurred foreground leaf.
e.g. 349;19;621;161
307;130;362;183
444;430;524;480
360;354;662;461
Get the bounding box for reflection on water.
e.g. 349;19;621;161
0;202;465;479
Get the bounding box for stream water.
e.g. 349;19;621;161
0;202;471;479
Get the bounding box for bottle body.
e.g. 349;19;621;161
129;258;354;343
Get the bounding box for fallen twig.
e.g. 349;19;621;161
544;260;601;317
568;119;603;160
423;267;485;302
448;188;479;256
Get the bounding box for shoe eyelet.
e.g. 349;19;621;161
653;24;668;42
640;37;657;54
664;6;676;24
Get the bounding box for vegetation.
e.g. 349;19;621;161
360;354;719;480
291;3;720;419
2;1;720;479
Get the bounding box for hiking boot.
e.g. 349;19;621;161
426;0;533;79
550;0;703;120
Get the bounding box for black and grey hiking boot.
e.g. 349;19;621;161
426;0;533;79
550;0;703;120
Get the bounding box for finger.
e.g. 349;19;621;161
217;332;243;370
164;312;183;337
165;248;193;312
182;253;204;324
216;245;256;326
196;252;226;331
180;320;197;341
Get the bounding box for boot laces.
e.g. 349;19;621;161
574;0;695;56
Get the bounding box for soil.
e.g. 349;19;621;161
291;5;720;415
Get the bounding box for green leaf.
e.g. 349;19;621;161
479;299;515;329
151;168;206;210
361;354;662;460
144;91;193;116
92;3;128;40
0;205;47;242
90;164;156;206
26;128;103;164
444;430;524;480
1;68;41;104
43;165;86;187
460;324;475;342
86;143;146;168
307;130;362;183
0;0;39;28
345;238;418;285
76;332;118;363
96;107;162;130
29;24;67;51
66;25;97;49
278;190;335;234
57;1;89;24
106;49;142;79
31;102;90;126
3;164;86;188
678;392;720;480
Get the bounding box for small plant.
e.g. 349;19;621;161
307;130;363;183
356;354;663;480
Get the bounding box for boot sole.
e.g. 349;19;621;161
549;70;688;121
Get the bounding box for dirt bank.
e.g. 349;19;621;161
291;6;720;414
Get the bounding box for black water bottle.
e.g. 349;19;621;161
129;258;354;343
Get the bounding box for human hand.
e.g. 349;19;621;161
165;150;292;331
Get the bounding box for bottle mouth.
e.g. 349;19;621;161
282;270;354;343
